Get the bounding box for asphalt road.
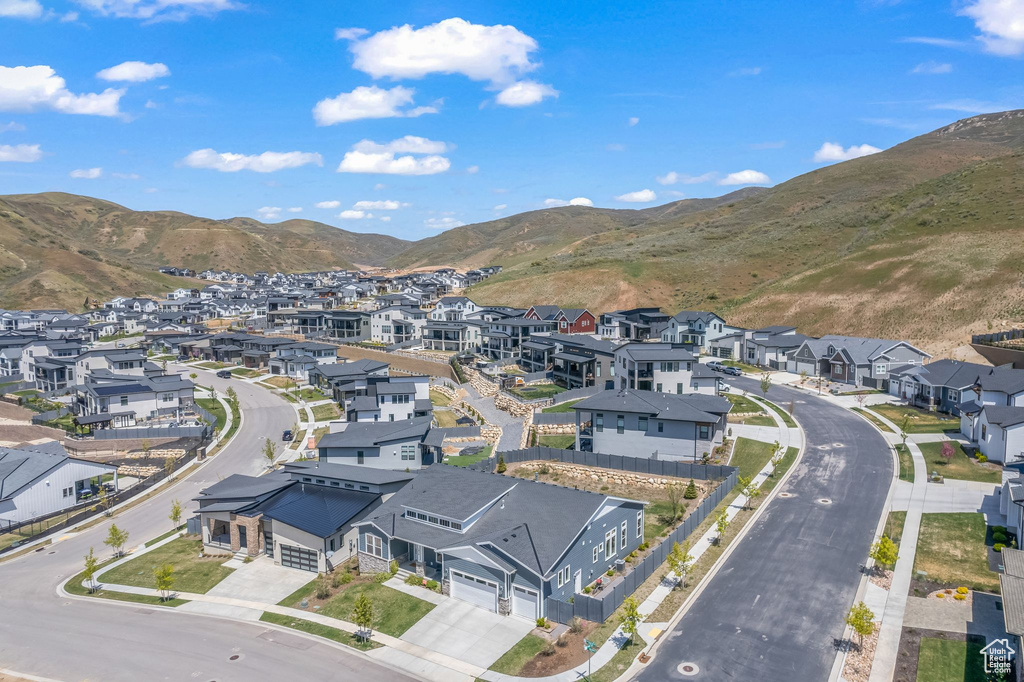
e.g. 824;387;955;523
634;378;892;682
0;367;415;682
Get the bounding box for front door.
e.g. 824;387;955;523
574;570;582;593
238;525;247;549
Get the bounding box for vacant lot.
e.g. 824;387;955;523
914;513;999;592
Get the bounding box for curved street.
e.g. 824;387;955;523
0;368;415;682
634;377;892;682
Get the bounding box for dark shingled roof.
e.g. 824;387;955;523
258;484;378;537
574;388;731;422
983;406;1024;428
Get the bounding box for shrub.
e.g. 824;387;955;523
315;577;331;600
389;559;399;575
556;633;569;648
994;532;1008;544
957;586;969;594
606;569;615;577
978;454;988;463
954;594;966;601
340;572;354;584
995;543;1006;553
426;579;439;592
536;617;548;628
374;572;392;583
993;525;1008;534
569;616;584;634
582;585;592;594
937;592;945;598
332;573;344;588
405;574;421;587
684;479;698;500
542;643;556;657
600;485;609;492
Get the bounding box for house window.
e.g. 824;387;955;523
593;546;600;563
557;565;571;587
637;510;643;537
875;364;887;375
595;414;604;432
638;416;648;432
949;389;960;402
365;534;384;558
120;396;128;406
610;360;615;376
658;422;664;433
676;383;683;394
656;383;662;392
982;424;987;440
699;424;710;439
596;364;601;378
401;444;416;461
617;415;624;434
620;521;627;548
604;529;617;559
357;450;364;464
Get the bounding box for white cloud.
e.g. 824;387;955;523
543;198;566;207
379;216;391;222
181;148;323;173
315;200;341;209
615;189;656;203
97;61;170;82
74;0;241;22
656;171;716;185
718;170;771;186
0;121;26;132
373;183;386;191
111;171;140;179
911;61;952;75
729;66;763;77
287;207;302;213
313;85;438;125
338;136;450;175
466;165;479;174
59;10;78;21
0;0;42;18
0;65;123;116
353;200;407;210
70;167;102;178
628;116;639;127
899;36;969;48
0;143;41;162
495;80;557;107
257;206;281;220
425;216;464;230
960;0;1024;55
813;142;882;163
493;203;507;210
929;98;1012;113
334;27;368;40
339;209;370;220
569;197;593;207
144;99;159;109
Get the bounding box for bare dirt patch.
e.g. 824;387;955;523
519;621;599;677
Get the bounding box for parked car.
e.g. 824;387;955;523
216;369;232;379
176;355;189;362
115;342;125;348
706;361;725;372
721;366;743;377
282;429;293;442
718;381;731;393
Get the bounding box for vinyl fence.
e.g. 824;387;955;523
92;424;210;440
532;412;576;425
973;329;1024;346
476;446;736;481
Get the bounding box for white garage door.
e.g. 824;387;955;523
511;585;538;620
451;570;498;613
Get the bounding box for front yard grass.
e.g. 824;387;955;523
100;536;234;594
853;407;895;433
489;634;550;675
428;388;451;407
287;581;435;638
886;510;907;550
762;399;798;428
916;637;986;682
259;612;380;650
870;403;959;434
728;437;778;479
508;383;566;400
896;445;915;483
542;399;582;413
196;361;231;370
230;367;261;378
297;387;328;402
917;441;1001;484
433;410;460;428
538;434;576;449
311;403;340;421
914;513;1000;592
195;398;226;430
446;445;493;467
262;375;298;389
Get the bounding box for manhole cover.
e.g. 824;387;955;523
817;445;830;451
818;498;833;505
833;443;845;448
228;655;241;661
779;492;794;498
678;662;700;676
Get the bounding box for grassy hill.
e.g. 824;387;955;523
0;192;408;310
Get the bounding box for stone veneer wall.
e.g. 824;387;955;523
358;551;390;575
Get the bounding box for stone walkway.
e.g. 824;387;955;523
459;381;525;452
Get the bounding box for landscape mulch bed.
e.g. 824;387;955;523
895;627;985;682
519;621;599;677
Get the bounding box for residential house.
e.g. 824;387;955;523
790;335;931;388
370;306;429;345
597;308;671;341
75;373;195;428
430;296;479;321
345;376;432;423
887;359;991;415
613;343;718;395
661;311;731;355
317;416;435;469
422;320;484;353
744;326;810;370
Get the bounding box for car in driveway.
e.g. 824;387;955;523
707;361;725;372
216;369;232;379
721;366;743;376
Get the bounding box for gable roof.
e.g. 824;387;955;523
983;405;1024;428
317;416;433;449
887;358;990;388
0;442;114;500
573;388;731;422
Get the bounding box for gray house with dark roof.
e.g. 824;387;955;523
887;358;991;414
354;465;645;619
789;335;930;388
317;416;435;469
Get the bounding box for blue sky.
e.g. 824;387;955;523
2;0;1023;240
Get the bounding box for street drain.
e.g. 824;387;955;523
818;498;833;505
778;492;794;498
833;442;845;448
678;662;700;676
229;655;241;661
817;445;830;451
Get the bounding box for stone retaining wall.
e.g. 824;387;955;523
511;461;706;491
494;393;537;418
533;423;575;435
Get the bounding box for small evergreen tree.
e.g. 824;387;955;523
683;479;698;500
497;454;507;474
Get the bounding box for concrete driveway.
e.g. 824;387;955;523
206;556;312;603
400;598;534;668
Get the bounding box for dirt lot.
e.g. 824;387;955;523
521;621;599;676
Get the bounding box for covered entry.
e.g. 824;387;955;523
280;544;318;572
450;570;498;613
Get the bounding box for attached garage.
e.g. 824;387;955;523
511;585;538;621
280;544;318;572
450;570;498;613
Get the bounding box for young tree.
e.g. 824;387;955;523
263;437;276;468
665;481;684;522
769;441;785;477
163;455;176;479
82;547;99;593
189;372;198;382
940;441;955;465
161;359;167;372
845;601;875;649
666;540;694;589
352;594;375;641
104;524;129;557
799;370;808;385
715;509;730;544
683;479;698;500
899;415;911;446
154;564;175;601
226;386;237;404
169;498;183;529
739;476;761;509
869;536;899;572
210;387;218;403
97;485;111;515
619;596;641;643
759;372;772;399
496;454;507;474
141;439;151;457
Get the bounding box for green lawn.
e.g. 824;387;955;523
542;399;582;413
729;437;778;479
297;388;328;402
762;399;798;428
489;634;549;675
259;612;379;650
195;398;226;430
311;403;340;421
916;637;986;682
100;537;234;594
725;393;763;413
13;389;40;397
886;510;907;550
853;407;895;433
896;445;915;483
230;367;261;378
66;559;189;606
196;361;231;370
446;445;493;467
914;513;1000;592
305;582;435;637
917;441;1001;484
433;410;460;428
508;383;566;400
428;388;451;407
538;434;576;449
871;404;959;434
